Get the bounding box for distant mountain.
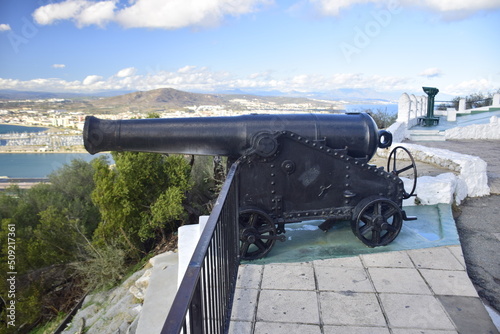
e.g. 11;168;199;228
94;88;228;109
0;90;64;100
194;87;405;102
92;90;136;97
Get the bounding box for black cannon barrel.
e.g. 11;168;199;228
83;113;389;160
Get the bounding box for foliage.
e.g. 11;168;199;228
91;152;192;257
28;312;67;334
72;242;126;291
185;156;227;223
26;206;84;268
451;89;500;110
0;159;101;333
48;158;101;237
364;107;397;129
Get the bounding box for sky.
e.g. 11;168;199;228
0;0;499;99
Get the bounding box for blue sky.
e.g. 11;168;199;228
0;0;499;98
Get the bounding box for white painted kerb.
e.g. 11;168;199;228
378;143;489;205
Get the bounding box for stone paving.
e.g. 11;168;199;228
230;246;499;334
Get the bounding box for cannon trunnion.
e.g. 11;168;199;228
83;113;416;260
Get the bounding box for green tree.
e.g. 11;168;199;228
26;206;85;268
48;158;101;237
91;152;192;257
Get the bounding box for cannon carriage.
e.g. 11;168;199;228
84;113;417;260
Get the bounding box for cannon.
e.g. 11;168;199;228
84;113;417;260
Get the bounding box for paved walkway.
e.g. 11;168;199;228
230;245;498;334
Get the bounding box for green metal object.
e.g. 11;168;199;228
419;86;440;126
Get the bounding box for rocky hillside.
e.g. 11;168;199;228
93;88;229;109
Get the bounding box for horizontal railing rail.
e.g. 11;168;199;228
162;161;240;334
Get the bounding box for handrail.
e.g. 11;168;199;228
161;161;240;334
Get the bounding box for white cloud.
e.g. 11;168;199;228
83;75;104;85
0;66;414;93
52;64;66;69
445;78;499;96
178;65;197;73
421;0;500;13
419;67;442;78
33;0;86;25
116;67;137;77
32;0;270;29
0;23;11;31
76;1;116;27
308;0;500;18
33;0;116;27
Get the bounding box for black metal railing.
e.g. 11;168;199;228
162;161;240;334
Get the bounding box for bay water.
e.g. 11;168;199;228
0;153;110;178
0;124;49;134
0;124;109;178
344;103;397;115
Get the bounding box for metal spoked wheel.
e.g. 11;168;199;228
387;146;417;199
351;197;403;247
239;208;277;260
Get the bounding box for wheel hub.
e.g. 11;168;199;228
373;215;387;230
241;227;258;243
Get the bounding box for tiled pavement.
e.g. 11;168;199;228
229;245;499;334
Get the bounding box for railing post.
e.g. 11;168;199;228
189;282;204;334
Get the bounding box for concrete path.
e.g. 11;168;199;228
407;140;500;313
230;246;498;334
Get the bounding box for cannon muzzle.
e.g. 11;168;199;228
83;113;391;160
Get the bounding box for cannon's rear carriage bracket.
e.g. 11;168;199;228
84;113;417;260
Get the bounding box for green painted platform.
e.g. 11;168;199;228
245;204;459;264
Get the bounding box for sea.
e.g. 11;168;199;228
0;124;110;178
344;103;398;115
0;124;49;134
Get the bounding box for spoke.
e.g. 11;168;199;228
248;213;258;227
391;153;397;172
255;239;267;251
361;213;373;224
371;230;381;244
385;224;397;232
382;206;398;220
396;164;415;175
258;224;275;234
359;224;373;236
373;203;382;216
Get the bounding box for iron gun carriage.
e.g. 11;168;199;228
84;113;417;260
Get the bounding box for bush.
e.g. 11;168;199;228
73;242;126;291
367;108;397;129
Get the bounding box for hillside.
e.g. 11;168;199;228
93;88;229;109
87;87;341;113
